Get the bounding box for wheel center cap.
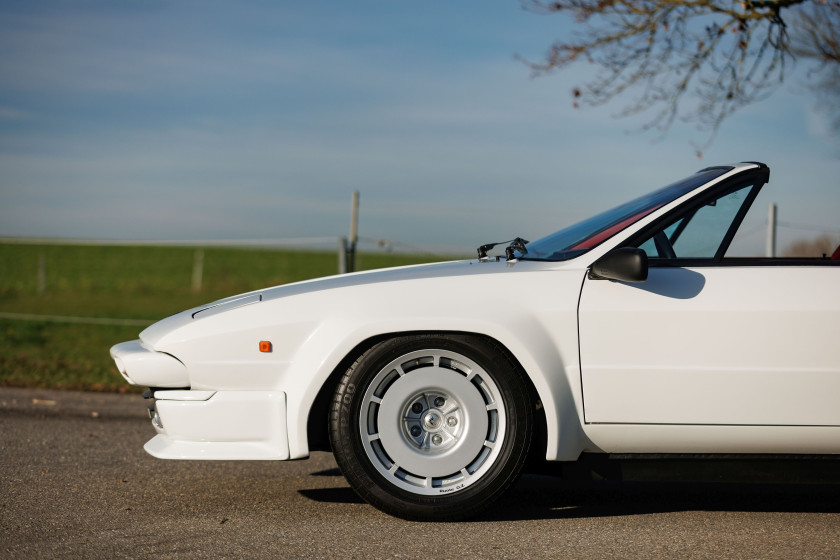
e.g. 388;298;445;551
423;411;442;431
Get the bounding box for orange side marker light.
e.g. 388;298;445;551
259;341;272;353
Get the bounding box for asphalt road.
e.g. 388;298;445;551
2;387;839;559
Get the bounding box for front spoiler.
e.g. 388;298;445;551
144;390;290;460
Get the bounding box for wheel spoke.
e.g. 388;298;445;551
422;393;432;409
441;403;459;415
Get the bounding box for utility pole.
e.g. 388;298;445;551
766;203;777;258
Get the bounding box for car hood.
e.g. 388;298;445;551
139;258;537;348
261;259;486;303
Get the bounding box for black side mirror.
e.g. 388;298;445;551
589;247;648;283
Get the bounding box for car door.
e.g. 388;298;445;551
578;178;840;427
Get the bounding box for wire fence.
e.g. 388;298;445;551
0;235;462;332
0;312;153;327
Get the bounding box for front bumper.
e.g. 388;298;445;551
144;389;290;460
111;340;290;460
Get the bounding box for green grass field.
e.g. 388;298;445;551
0;243;450;391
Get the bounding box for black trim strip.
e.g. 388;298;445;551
649;258;840;267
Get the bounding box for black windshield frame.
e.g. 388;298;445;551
519;166;735;262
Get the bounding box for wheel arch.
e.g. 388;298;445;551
306;330;552;463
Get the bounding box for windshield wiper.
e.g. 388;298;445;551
477;239;512;261
504;237;529;261
476;237;529;262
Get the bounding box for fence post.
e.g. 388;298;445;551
338;237;348;274
37;253;46;294
347;190;359;273
192;249;204;293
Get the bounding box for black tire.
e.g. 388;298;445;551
329;334;532;521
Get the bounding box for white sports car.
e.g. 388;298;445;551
111;162;839;520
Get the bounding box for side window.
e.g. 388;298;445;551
636;184;756;260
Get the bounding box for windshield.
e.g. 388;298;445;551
521;167;733;261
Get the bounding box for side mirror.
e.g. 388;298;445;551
589;247;648;283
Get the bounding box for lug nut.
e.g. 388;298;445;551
410;426;422;437
433;397;445;408
411;402;423;414
431;434;443;446
447;417;457;427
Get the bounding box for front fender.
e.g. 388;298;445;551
284;276;591;461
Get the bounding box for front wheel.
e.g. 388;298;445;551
329;334;532;521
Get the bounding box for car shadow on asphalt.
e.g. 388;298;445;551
299;468;366;504
298;468;840;521
478;474;840;522
310;467;343;477
298;487;365;504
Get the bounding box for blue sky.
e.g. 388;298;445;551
1;0;837;255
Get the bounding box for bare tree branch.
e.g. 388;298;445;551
522;0;839;153
791;1;840;135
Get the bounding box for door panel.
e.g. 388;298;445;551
578;266;840;426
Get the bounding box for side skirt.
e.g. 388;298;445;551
527;453;840;484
